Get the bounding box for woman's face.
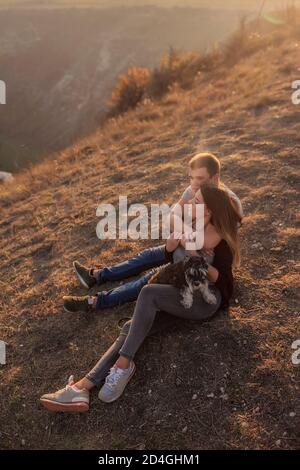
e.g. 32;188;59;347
194;189;211;222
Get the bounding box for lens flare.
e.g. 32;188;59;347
262;13;287;25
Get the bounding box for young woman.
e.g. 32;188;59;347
40;184;241;412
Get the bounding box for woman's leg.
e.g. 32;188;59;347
39;320;133;412
96;284;222;402
118;284;221;364
83;320;132;387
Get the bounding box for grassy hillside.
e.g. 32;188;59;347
0;15;299;450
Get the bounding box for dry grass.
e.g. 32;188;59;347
0;19;299;450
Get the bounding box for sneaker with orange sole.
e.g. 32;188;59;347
40;375;89;412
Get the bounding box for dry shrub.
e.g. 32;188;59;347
108;67;150;116
147;48;200;99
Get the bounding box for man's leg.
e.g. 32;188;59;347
95;270;156;309
63;268;164;313
95;245;167;284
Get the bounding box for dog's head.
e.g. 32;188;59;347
183;255;209;290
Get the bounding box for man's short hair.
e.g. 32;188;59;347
189;152;221;177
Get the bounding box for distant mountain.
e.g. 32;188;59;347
0;5;245;171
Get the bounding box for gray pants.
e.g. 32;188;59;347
86;284;221;386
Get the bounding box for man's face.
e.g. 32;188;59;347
189;167;216;193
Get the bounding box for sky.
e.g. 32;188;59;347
1;0;299;11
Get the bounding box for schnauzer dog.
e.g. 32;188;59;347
148;255;217;309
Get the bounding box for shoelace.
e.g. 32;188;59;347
65;375;75;390
105;367;127;389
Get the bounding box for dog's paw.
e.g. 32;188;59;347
204;291;217;305
180;288;193;309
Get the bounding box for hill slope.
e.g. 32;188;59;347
0;21;299;449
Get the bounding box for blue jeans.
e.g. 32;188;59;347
95;245;168;309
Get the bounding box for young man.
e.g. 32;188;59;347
64;152;243;314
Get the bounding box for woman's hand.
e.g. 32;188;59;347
166;232;181;253
207;265;219;283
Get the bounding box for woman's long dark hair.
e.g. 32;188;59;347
200;183;241;267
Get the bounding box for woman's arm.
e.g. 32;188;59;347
207;265;219;283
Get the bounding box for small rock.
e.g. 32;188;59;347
276;439;281;446
289;412;296;417
21;439;25;446
0;171;14;184
182;426;188;433
192;394;197;400
207;393;214;398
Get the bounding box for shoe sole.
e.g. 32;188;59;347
73;261;91;289
98;362;136;403
63;305;88;314
40;398;89;413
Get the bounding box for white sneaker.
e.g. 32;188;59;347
98;362;136;403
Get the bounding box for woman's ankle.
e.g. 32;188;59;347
115;356;131;369
74;377;94;391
